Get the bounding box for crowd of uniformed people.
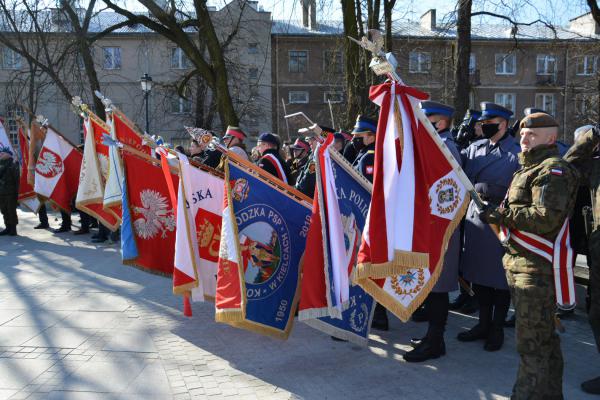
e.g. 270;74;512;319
1;97;599;399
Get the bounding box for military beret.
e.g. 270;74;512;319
352;115;377;135
519;112;559;129
479;102;513;121
420;101;454;118
257;132;280;146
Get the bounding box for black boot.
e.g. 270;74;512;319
371;303;389;331
484;327;504;351
52;225;71;233
458;284;492;342
403;337;446;362
582;376;600;395
411;305;428;322
484;289;509;351
449;292;469;310
34;222;49;229
8;224;17;236
0;227;9;236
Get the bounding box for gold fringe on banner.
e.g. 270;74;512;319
353;250;429;280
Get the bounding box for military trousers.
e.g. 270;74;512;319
506;270;563;400
0;194;18;226
588;229;600;351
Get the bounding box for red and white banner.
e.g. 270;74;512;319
502;220;576;309
174;154;224;301
355;82;469;320
103;113;125;209
17;126;40;212
112;109;151;155
75;116;120;230
34;128;82;212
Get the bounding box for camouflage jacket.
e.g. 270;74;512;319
564;128;600;232
487;144;579;274
0;157;19;196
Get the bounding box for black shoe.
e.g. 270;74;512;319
8;225;17;236
91;237;108;243
0;228;9;236
449;293;469;310
457;324;489;342
410;337;426;347
371;317;389;331
403;338;446;362
582;376;600;395
459;297;479;315
34;223;50;229
73;228;90;235
52;225;71;233
504;314;516;328
484;328;504;351
556;308;575;319
411;306;428;322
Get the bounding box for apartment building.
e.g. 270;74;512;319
272;10;600;143
0;0;272;147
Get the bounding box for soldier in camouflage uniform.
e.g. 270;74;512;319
0;149;19;236
480;113;579;400
563;123;600;395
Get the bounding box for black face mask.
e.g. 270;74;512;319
431;121;439;131
352;137;364;151
481;123;500;139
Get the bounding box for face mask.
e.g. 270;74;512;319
431;121;439;131
352;137;364;150
481;123;500;139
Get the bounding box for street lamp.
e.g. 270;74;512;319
140;73;153;134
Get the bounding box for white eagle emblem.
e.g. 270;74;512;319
132;189;176;240
98;153;109;181
35;148;64;178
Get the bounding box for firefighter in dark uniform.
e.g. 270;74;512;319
289;138;311;186
188;127;222;169
403;101;462;361
458;102;521;351
0;147;19;236
351;115;387;330
256;133;290;184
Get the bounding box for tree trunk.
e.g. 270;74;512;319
453;0;472;125
383;0;396;52
341;0;364;126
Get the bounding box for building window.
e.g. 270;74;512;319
1;47;21;70
576;55;597;76
324;91;343;104
248;67;258;80
494;93;516;113
289;51;308;73
248;43;259;54
323;51;343;74
102;47;121;70
535;93;555;116
495;53;516;75
289;91;309;104
170;96;191;114
409;51;431;73
536;54;556;75
170;47;190;70
469;53;476;75
5;105;24;147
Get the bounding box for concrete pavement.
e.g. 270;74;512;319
0;209;598;399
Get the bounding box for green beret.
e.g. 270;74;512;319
519;112;559;129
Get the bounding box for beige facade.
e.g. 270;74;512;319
0;0;272;147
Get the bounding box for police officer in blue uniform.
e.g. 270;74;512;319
404;101;462;362
350;115;388;330
458;102;521;351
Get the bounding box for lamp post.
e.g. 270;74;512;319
140;73;153;134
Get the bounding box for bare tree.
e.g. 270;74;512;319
452;0;472;125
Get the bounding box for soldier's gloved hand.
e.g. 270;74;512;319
477;202;497;224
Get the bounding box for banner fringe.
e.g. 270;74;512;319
215;309;245;323
302;319;368;346
354;250;429;280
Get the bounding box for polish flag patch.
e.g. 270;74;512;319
551;168;563;176
366;165;374;174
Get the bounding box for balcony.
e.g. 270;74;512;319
536;71;564;86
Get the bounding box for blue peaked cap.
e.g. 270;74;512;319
258;132;280;146
420;101;454;118
479;102;513;120
352;115;377;135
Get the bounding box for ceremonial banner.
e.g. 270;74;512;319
299;143;375;345
112;109;151;155
215;157;312;339
174;154;224;301
355;82;469;320
103;113;125;208
120;150;177;275
0;118;15;156
75;116;120;230
34;128;82;212
17;126;40;212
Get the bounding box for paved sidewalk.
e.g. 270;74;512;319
0;210;598;400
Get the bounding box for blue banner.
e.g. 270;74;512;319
120;174;138;261
305;151;376;345
228;161;312;338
